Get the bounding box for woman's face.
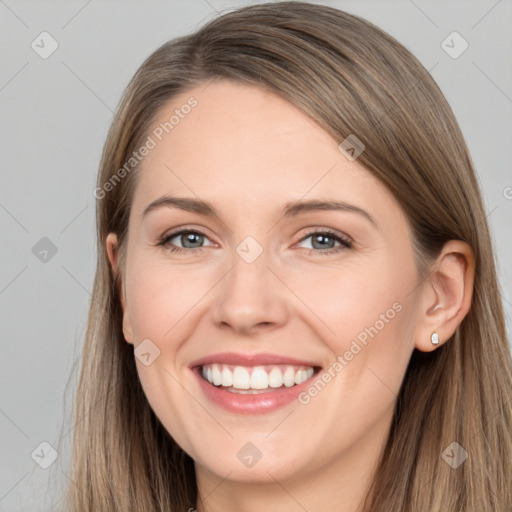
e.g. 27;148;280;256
110;79;426;491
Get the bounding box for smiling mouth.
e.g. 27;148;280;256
200;363;319;394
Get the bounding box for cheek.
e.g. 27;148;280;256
124;254;214;342
287;256;416;349
283;252;419;408
287;267;417;449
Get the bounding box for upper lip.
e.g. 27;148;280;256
189;352;321;369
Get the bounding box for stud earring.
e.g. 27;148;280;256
431;332;439;345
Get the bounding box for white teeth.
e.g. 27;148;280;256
250;367;269;389
232;366;251;389
221;366;233;387
201;363;316;391
268;367;283;388
212;364;222;386
294;368;314;384
283;367;295;387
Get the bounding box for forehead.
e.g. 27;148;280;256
131;79;400;223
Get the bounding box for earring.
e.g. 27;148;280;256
431;332;439;345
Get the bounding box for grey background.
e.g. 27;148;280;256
1;0;511;510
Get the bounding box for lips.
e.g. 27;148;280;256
189;352;322;414
190;352;321;368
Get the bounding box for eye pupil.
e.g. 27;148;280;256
183;232;203;248
312;234;334;249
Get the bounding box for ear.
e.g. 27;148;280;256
414;240;475;352
106;233;134;345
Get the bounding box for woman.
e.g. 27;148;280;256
64;2;512;510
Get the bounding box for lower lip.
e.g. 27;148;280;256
192;367;318;414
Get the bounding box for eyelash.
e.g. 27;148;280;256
158;228;352;256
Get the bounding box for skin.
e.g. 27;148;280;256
106;79;474;512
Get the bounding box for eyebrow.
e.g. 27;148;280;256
142;196;377;226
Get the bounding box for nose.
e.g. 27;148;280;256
210;249;291;336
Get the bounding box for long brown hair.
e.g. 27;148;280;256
63;2;512;510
